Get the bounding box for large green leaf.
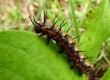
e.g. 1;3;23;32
79;0;110;62
0;30;85;80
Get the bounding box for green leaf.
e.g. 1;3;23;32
101;67;110;80
0;30;85;80
79;0;110;62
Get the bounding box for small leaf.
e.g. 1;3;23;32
101;67;110;80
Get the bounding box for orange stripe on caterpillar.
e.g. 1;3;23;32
29;12;94;75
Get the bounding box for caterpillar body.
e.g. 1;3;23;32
29;12;94;75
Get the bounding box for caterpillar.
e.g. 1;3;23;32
29;12;94;75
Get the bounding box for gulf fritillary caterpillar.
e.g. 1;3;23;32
29;12;94;75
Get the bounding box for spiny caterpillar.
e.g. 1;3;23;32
29;12;94;75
